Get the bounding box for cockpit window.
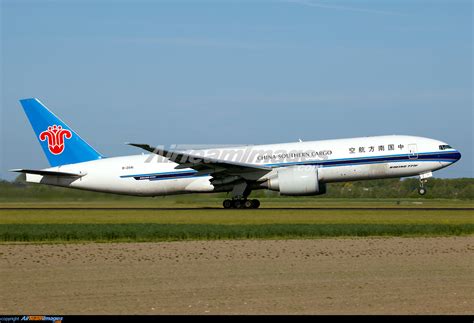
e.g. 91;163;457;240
439;145;452;150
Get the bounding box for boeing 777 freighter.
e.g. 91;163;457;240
11;98;461;208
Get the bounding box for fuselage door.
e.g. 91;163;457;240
408;144;418;159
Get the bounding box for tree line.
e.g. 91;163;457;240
1;175;472;201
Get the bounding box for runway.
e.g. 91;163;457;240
0;207;471;211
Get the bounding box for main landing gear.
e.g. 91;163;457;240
223;199;260;209
222;180;260;209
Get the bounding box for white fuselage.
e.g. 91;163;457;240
26;135;461;196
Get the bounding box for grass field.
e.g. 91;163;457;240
1;224;472;242
1;197;472;209
0;198;472;242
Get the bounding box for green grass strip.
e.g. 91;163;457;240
0;224;473;242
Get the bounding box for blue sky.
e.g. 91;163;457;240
1;0;472;180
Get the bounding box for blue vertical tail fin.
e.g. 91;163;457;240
20;98;103;167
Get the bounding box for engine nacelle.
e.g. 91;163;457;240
265;166;326;196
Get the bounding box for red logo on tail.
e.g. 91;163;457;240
39;125;72;155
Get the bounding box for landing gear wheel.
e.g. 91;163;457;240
251;199;260;209
244;200;253;209
233;200;243;209
418;187;427;195
223;199;233;209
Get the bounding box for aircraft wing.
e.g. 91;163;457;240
127;143;271;182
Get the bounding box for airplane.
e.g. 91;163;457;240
11;98;461;208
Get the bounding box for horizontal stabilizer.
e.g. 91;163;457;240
10;169;86;177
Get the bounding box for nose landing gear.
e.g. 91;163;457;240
418;172;432;196
418;185;427;195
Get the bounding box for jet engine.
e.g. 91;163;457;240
265;165;326;196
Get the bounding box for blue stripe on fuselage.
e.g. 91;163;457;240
120;170;199;179
265;150;461;168
121;150;460;181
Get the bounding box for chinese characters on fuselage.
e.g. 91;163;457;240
349;144;404;154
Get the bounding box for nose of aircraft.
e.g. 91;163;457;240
453;150;462;162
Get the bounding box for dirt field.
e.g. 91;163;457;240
1;237;472;314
